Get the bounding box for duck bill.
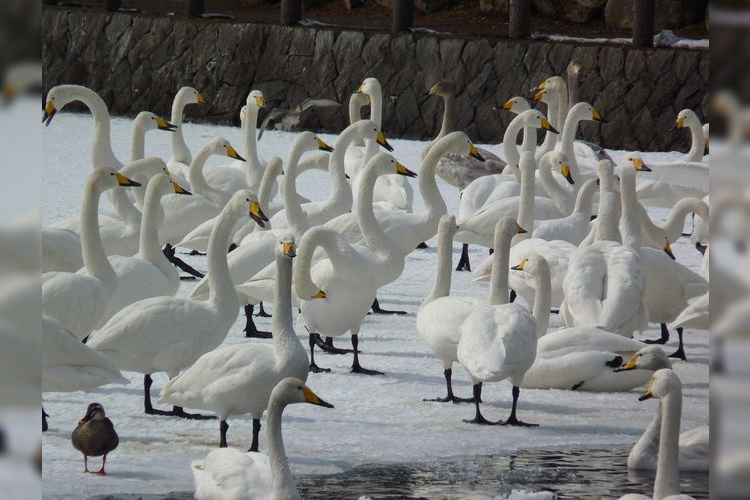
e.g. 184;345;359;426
316;137;334;152
303;387;334;408
469;143;485;162
249;201;268;227
376;131;394;152
395;162;417;178
43;101;56;126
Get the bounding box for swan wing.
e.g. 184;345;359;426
562;246;607;327
195;448;271;500
678;425;709;472
599;245;647;334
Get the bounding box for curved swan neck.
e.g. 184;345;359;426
295;228;347;299
538;98;559;155
531;260;551;337
665;198;708;239
265;398;297;499
349;97;365;147
356;164;394;256
363;85;383;161
573;179;598;215
187;144;222;204
258;160;281;214
419;139;450;220
654;387;682;499
170;90;193;165
503;116;525;178
538;155;572;214
619;167;642;252
81;180;117;289
559;104;586;179
425;227;453;304
630;401;662;468
282;143;310;235
67;86;119;168
323;125;360;212
686;117;705;162
206;204;241;308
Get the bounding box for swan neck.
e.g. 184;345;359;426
517;160;535;241
539;98;559;154
72;87;119;168
531;262;551;337
419;141;449;220
258;164;280;214
629;401;662;469
503;117;524;175
138;182;168;267
364;87;383;161
187;144;221;204
560;106;584;174
282;144;309;234
130;123;146;162
80;181;117;288
272;251;296;347
170;93;192;165
521;124;537;153
425;229;453;304
687;119;704;161
556;87;569;142
619;169;642;251
325;126;357;210
595;176;620;242
654;390;682;499
295;228;345;299
489;230;511;306
356;166;392;256
665;198;707;239
265;399;296;498
206;204;240;309
439;93;457;138
243;105;263;171
538;155;571;214
574;180;597;214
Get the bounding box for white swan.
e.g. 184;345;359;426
560;158;649;337
422;81;506;190
530;76;568;159
618;369;696;500
159;137;245;245
42;167;141;341
615;346;709;472
129;111;176;162
167;86;207;174
346;77;414;212
88;190;268;418
191;377;333;500
456;251;541;426
94;171;192;327
160;235;308;451
42;313;127;393
533;177;598;244
417;216;524;403
639;197;709;251
553;101;602;180
670;293;709;332
295;152;418;374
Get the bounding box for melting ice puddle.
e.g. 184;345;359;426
90;447;708;499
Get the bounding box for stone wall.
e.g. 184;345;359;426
42;7;708;152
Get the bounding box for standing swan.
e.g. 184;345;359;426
192;378;333;500
159;235;309;452
618;369;696;500
88;190;268;419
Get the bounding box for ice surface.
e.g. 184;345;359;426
41;112;708;498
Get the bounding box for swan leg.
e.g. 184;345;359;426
163;244;205;280
248;419;261;452
94;455;107;476
42;408;48;432
500;386;537;427
644;323;670;345
243;304;272;339
188;250;206;256
695;242;706;255
171;406;217;420
370;297;407;315
219;420;229;448
455;243;472;272
144;375;216;419
350;335;383;375
83;455;89;474
668;327;687;361
309;334;332;373
255;301;272;318
416;242;429;249
313;333;353;354
424;368;474;403
463;384;498;425
509;290;517;303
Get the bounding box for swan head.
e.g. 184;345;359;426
499;96;531;115
42;85;72;125
570;102;602;122
246;90;265;108
354;120;393;152
615;345;672;373
620;153;651;173
638;368;680;402
293;131;334;154
437;214;458;238
510;253;548;276
529;76;564;104
438;131;485;161
80;402;107;422
521;109;558;134
232;189;268;228
210;137;246;162
135;111;177;132
178;86;207;105
367;152;417;179
272;377;334;409
675;109;699;130
427;81;454;97
277;234;296;259
92;167;141;190
492;216;524;246
355;77;381;98
543;151;574;185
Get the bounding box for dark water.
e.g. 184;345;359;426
91;446;708;500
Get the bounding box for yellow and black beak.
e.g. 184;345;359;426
316;137;334;152
469;143;486;162
172;181;192;195
43;100;57;126
592;108;603;122
663;239;675;260
531;81;547;102
114;172;142;187
249;200;269;228
227;145;246;162
511;259;528;271
541;118;559;134
156;116;178;131
355;83;364;94
428;83;441;96
395;161;418;178
561;164;574;185
282;241;296;258
638;379;655;401
376;131;394;152
633;158;652;172
516;223;527;234
197;93;207;105
501;99;515;110
255;95;266;107
312;290;326;299
675;117;685;129
614;354;639;372
302;386;334;408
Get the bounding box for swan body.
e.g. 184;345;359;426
42;168;141;341
617;370;696;499
88;190;267;379
42;227;83;273
670;293;709;331
160;236;308;449
191;378;333;500
533;177;598;244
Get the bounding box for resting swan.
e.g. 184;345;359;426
42;167;141;341
417;216;524;403
295;153;418;375
88;190;268;419
615;346;709;472
160;236;308;452
191;378;333;500
618;370;696;499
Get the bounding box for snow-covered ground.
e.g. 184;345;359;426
41;107;708;499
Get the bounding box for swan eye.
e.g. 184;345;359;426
245;198;250;202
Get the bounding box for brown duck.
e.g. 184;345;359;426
71;402;118;475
